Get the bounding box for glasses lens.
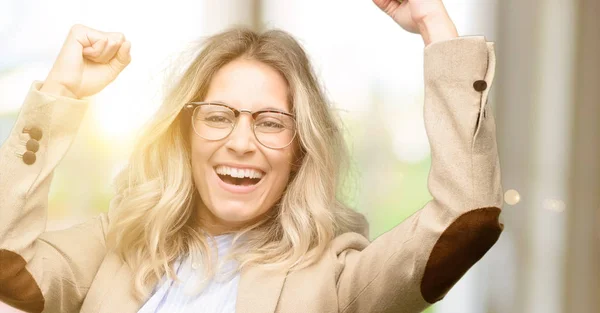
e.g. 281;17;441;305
193;104;235;140
254;112;296;149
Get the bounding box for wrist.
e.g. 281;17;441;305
417;12;459;47
40;81;78;99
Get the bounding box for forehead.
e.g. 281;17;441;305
204;58;291;113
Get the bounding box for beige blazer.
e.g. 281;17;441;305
0;36;503;313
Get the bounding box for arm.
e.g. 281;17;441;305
335;36;502;313
335;2;503;312
0;82;109;313
0;25;131;313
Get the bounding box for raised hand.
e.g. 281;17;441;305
372;0;458;46
41;24;132;99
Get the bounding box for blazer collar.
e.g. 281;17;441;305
99;258;288;313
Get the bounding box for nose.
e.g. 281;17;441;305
224;114;257;155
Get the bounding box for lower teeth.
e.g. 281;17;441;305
219;174;260;186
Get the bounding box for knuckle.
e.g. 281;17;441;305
90;47;103;57
109;32;126;43
71;24;83;31
69;24;84;36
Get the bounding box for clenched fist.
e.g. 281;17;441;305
372;0;457;46
41;24;131;99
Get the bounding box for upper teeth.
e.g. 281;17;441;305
215;165;264;179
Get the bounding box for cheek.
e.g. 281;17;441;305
189;131;212;162
189;140;214;186
267;149;295;186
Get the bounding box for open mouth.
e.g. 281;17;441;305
214;165;265;186
217;174;262;186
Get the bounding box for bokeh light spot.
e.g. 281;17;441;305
543;199;566;213
504;189;521;205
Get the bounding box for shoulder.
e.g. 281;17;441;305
328;232;371;257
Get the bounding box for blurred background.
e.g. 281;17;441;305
1;0;598;312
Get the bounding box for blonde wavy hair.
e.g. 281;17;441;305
106;27;369;299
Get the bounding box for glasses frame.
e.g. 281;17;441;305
183;101;297;149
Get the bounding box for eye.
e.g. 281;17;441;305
196;104;236;125
257;120;285;129
204;115;233;123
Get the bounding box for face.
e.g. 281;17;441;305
190;58;296;235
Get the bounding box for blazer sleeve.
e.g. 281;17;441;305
0;82;110;313
334;36;504;313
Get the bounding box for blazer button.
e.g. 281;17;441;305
26;139;40;152
23;151;36;165
473;80;487;92
23;126;43;140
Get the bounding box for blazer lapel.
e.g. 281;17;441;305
235;264;288;313
98;262;145;313
94;254;288;313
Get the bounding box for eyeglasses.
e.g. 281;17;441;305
184;101;297;149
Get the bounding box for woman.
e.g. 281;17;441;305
0;0;503;312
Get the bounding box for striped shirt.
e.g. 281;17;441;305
137;234;240;313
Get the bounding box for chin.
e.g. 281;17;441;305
211;202;265;225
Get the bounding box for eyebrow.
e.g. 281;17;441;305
261;106;290;113
211;100;291;114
